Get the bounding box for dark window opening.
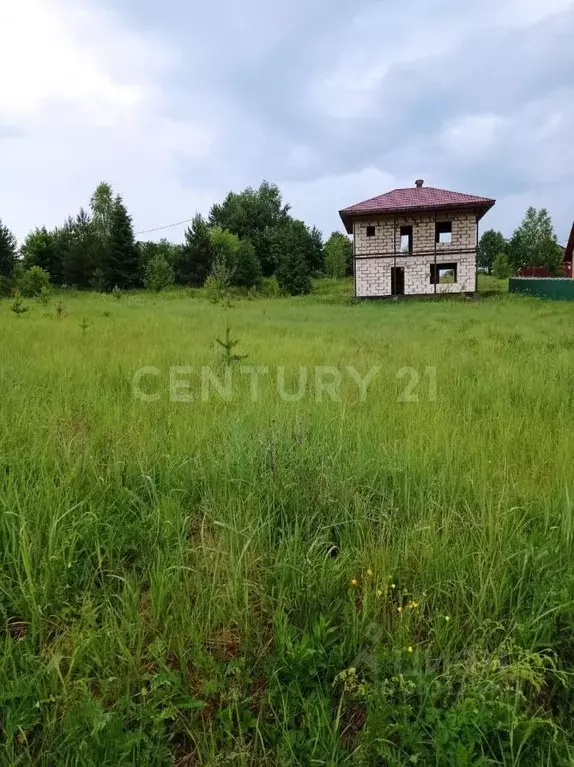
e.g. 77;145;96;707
430;263;458;285
400;225;413;254
391;266;405;296
366;226;376;238
435;221;452;244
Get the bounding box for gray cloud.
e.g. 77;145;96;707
1;0;573;244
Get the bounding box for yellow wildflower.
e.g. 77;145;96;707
376;589;383;598
407;646;413;653
445;615;451;622
366;568;373;578
390;583;396;589
350;578;359;587
397;606;403;613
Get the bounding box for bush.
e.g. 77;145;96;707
260;275;281;298
18;266;51;297
204;256;234;304
144;254;175;292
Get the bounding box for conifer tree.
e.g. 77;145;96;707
179;214;214;286
0;219;17;278
105;195;138;289
62;209;97;288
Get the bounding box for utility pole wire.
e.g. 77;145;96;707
15;216;196;243
134;217;195;236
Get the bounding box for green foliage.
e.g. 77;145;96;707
209;180;290;276
507;207;563;274
324;231;352;278
208;226;261;289
215;324;247;365
144;254;175;292
233;239;262;288
0;275;13;297
62;209;97;288
204;255;234;304
138;239;183;284
90;181;115;250
274;222;313;295
18;265;51;297
308;226;324;274
0;219;17;278
538;236;564;276
260;275;281;297
37;285;51;306
10;292;28;315
478;229;507;273
90;268;107;293
179;214;214;287
492;252;512;279
105;196;138;289
20;226;63;284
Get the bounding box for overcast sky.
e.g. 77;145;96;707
1;0;573;245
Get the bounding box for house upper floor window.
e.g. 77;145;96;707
400;225;413;254
436;221;452;244
366;226;376;237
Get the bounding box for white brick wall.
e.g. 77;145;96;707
353;210;477;298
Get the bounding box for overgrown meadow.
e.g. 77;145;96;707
1;280;574;765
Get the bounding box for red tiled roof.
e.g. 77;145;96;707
339;184;495;233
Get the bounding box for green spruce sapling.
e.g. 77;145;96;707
216;325;247;366
10;293;29;316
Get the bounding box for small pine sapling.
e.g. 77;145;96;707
112;284;122;300
216;325;247;366
56;301;64;319
79;318;89;335
10;293;29;316
37;285;51;305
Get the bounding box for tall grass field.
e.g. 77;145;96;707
1;280;574;765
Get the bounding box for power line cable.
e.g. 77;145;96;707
15;215;195;243
134;217;195;236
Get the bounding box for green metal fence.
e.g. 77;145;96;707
509;277;574;301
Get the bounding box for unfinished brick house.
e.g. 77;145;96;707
339;180;496;298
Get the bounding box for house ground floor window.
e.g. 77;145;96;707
430;263;458;284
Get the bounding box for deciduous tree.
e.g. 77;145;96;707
478;230;506;274
21;227;63;284
209;181;290;276
144;254;174;291
324;232;352;278
507;207;562;274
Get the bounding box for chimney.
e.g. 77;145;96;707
415;179;424;188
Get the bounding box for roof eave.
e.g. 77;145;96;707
340;199;495;233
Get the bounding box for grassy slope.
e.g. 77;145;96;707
1;280;574;765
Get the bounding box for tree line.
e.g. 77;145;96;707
478;207;564;278
0;181;353;298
